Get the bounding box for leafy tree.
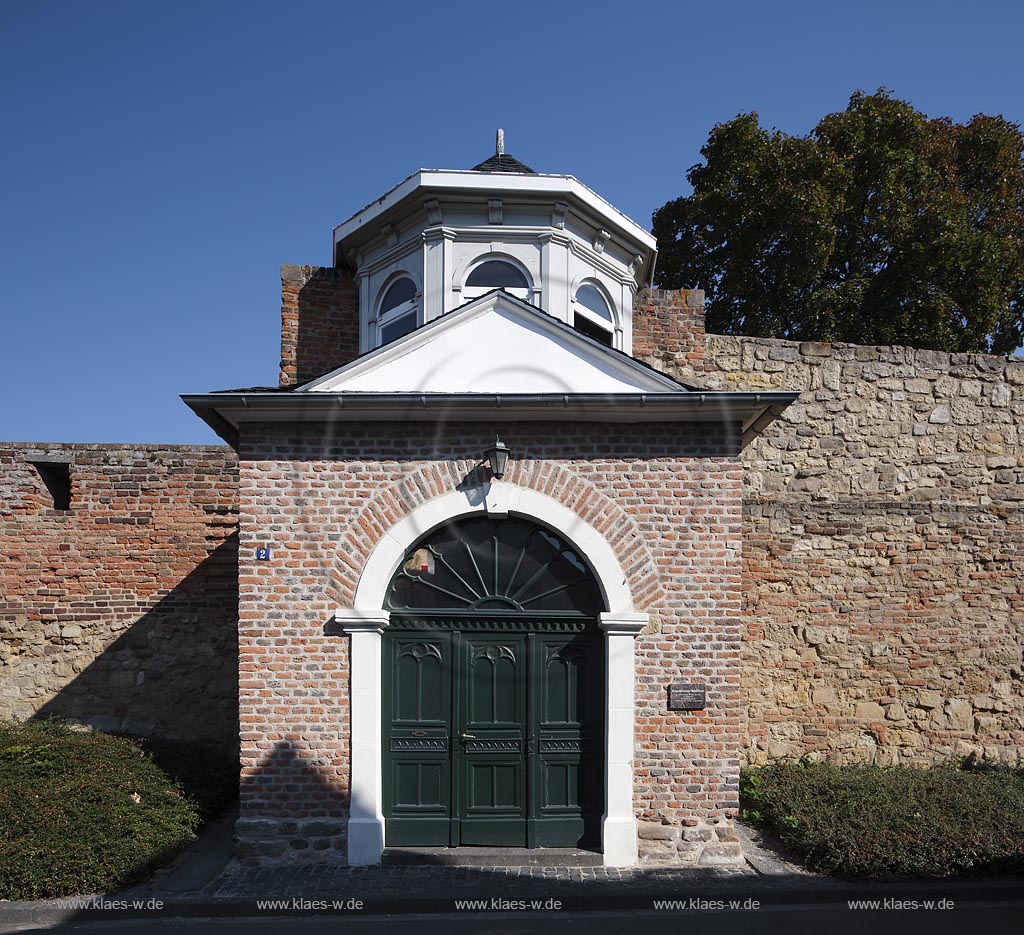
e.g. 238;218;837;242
653;91;1024;353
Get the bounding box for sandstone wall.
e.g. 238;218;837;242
0;443;239;751
698;336;1024;766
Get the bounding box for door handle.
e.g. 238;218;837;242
460;733;476;740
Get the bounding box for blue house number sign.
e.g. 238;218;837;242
255;547;271;561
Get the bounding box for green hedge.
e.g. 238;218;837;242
0;720;201;900
126;734;237;822
741;760;1024;879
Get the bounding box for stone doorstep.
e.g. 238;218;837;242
382;846;604;868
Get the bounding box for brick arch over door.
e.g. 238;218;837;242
329;459;664;613
337;474;653;867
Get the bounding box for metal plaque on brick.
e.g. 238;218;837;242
668;682;706;711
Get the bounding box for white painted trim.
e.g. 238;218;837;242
336;609;390;866
341;484;644;866
333;170;657;253
599;612;647;867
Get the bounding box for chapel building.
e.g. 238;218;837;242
184;136;797;866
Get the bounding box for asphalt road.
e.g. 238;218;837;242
24;900;1023;935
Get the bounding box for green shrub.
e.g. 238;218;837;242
124;735;238;821
0;719;201;899
741;760;1024;879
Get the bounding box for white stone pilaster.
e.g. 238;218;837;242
599;611;647;867
422;227;457;319
337;608;390;866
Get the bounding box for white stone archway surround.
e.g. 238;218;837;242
335;482;647;868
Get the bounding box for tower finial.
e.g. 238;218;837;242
496;128;505;156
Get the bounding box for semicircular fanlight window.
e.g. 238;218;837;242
385;517;603;616
380;277;416;314
574;283;613;322
465;260;529;290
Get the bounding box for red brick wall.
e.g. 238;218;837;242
279;264;360;387
234;421;743;862
632;288;707;384
0;443;239;751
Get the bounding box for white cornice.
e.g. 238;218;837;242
355;237;423;279
333;171;657;255
563;235;638;286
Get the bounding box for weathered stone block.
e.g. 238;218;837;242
697;842;744;866
885;703;907;722
638;821;678;841
799;342;832;357
856;702;886;720
236;818;282;840
681;826;714;842
990;384;1012;407
946;699;973;731
108;670;136;690
257;840;288;858
715;825;740;843
917;690;942;709
301;820;343;836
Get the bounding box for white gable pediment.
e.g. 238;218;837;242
302;292;683;395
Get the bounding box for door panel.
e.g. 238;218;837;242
383;623;602;848
384;634;453;844
466;641;520;726
533;633;602;846
457;635;528;845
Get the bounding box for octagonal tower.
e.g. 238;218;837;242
333;132;658;355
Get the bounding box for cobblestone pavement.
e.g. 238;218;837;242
193;861;761;901
110;815;817;907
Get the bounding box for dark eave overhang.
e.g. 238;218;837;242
182;391;799;451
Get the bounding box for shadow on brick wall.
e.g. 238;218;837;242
236;738;350;863
33;536;239;761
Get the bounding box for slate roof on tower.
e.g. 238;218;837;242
470;152;536;173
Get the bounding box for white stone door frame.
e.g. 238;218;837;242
336;483;647;867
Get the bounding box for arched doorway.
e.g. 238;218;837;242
382;516;604;848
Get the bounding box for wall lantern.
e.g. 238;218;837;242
486;436;511;480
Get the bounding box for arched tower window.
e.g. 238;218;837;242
463;259;531;302
572;282;614;347
377;277;418;346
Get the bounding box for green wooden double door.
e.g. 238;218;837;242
383;624;603;848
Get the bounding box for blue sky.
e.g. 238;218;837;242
3;0;1022;444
